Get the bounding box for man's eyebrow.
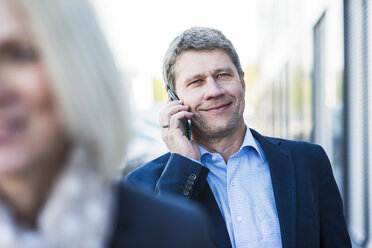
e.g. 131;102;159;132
182;67;236;84
214;67;235;74
183;73;206;83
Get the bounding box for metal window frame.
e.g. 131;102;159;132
343;0;369;245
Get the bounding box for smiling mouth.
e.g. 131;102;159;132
204;102;232;112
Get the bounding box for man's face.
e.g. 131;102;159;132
174;49;245;140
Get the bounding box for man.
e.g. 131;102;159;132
126;27;351;248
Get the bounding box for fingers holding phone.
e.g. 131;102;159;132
167;89;192;140
159;98;190;141
168;110;193;138
159;98;188;131
158;91;200;161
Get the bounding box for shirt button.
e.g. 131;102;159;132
211;155;217;161
230;180;236;186
237;216;243;222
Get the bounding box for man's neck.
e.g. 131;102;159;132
195;122;246;163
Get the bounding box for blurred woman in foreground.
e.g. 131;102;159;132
0;0;212;247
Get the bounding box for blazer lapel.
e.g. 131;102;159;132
251;129;297;248
193;183;232;248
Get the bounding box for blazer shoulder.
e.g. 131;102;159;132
125;153;171;187
251;128;320;150
251;129;328;163
262;135;329;177
265;136;325;155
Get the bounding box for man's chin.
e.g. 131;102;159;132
193;124;235;139
192;115;245;139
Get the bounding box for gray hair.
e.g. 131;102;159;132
16;0;130;180
163;27;243;92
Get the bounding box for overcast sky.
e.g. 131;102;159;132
92;0;262;78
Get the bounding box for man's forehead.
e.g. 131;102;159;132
176;48;228;61
175;49;235;77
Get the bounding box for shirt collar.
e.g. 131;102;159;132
198;125;265;163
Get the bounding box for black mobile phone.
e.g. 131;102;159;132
167;89;192;140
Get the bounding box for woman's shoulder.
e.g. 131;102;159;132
108;182;213;248
116;181;201;217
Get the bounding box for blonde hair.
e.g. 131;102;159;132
16;0;130;180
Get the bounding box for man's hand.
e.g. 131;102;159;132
159;99;200;161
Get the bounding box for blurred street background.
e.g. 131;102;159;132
92;0;371;247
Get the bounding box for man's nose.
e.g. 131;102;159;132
203;77;225;100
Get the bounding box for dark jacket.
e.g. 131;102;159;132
126;129;352;248
109;182;213;248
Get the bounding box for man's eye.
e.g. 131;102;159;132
217;73;228;78
191;79;202;84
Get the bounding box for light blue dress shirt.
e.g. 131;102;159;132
198;127;282;248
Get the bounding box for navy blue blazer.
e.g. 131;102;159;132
126;129;351;248
109;182;213;248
